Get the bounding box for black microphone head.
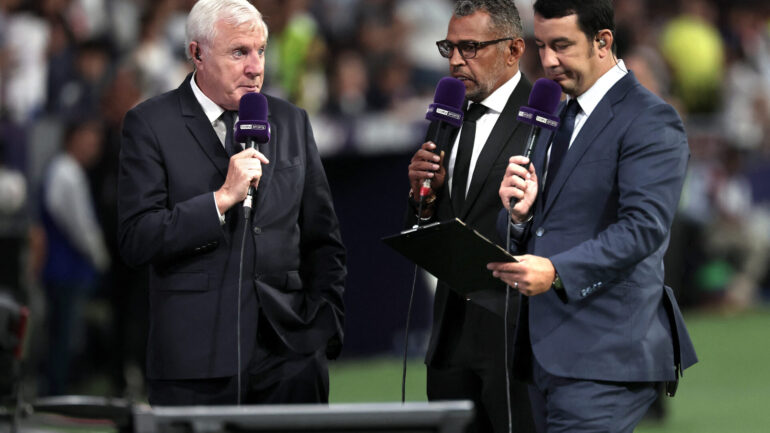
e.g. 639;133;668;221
426;77;465;127
517;78;562;131
235;92;270;143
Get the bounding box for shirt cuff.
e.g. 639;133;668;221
509;215;532;239
213;192;225;225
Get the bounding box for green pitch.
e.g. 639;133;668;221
329;309;770;433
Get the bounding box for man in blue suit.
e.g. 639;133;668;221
487;1;697;431
118;0;345;406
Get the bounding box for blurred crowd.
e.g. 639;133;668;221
1;0;769;400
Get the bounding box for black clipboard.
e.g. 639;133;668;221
382;218;517;295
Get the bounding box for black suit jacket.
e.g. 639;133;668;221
118;74;345;380
407;77;532;366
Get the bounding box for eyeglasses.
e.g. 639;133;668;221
436;37;514;59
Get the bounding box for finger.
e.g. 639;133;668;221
486;262;518;272
505;163;528;180
236;148;270;164
526;161;537;180
509;155;530;166
422;141;437;151
414;149;440;163
505;187;524;203
501;175;527;196
252;150;270;164
412;160;441;173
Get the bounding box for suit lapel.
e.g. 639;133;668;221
533;126;555;216
179;74;230;179
541;73;637;216
459;78;531;218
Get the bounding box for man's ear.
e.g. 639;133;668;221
507;38;525;65
189;42;202;63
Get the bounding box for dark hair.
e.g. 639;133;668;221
533;0;615;41
454;0;524;39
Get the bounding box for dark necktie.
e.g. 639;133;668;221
543;99;580;202
222;110;238;156
452;102;488;215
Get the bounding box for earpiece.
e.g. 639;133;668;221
597;39;607;48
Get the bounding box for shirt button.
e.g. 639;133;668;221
536;227;545;237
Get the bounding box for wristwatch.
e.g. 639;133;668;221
551;272;564;290
551;270;567;302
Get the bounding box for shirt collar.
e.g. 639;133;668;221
190;72;227;124
472;70;522;113
572;60;627;117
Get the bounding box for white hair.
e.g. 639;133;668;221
185;0;268;59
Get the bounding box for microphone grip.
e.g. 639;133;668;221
244;138;259;211
420;120;453;199
508;126;541;210
522;126;540;161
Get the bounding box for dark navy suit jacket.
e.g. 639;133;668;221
118;75;345;380
500;72;697;382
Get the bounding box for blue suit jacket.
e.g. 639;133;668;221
118;75;345;380
500;72;697;382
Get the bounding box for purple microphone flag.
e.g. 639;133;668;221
235;92;270;143
517;78;562;131
426;77;466;127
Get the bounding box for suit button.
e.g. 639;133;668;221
253;226;262;235
535;227;545;237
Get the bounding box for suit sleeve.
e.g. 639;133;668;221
118;108;224;268
550;103;689;301
297;109;346;356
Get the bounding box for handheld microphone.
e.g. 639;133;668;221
420;77;466;200
233;92;269;404
517;78;562;160
511;78;562;208
235;92;270;213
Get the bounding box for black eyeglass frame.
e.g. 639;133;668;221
435;37;514;59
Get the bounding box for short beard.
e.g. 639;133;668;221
466;53;507;102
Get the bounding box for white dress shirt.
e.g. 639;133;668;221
448;71;522;197
190;72;241;151
189;73;240;224
563;60;628;148
543;60;628;184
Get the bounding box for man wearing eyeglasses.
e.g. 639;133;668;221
406;1;536;432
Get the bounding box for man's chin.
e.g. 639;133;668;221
550;75;574;94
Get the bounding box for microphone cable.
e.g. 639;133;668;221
503;159;532;433
504;199;516;433
235;205;251;405
401;195;429;403
502;159;533;433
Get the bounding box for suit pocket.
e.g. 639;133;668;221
259;270;303;292
274;156;302;170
